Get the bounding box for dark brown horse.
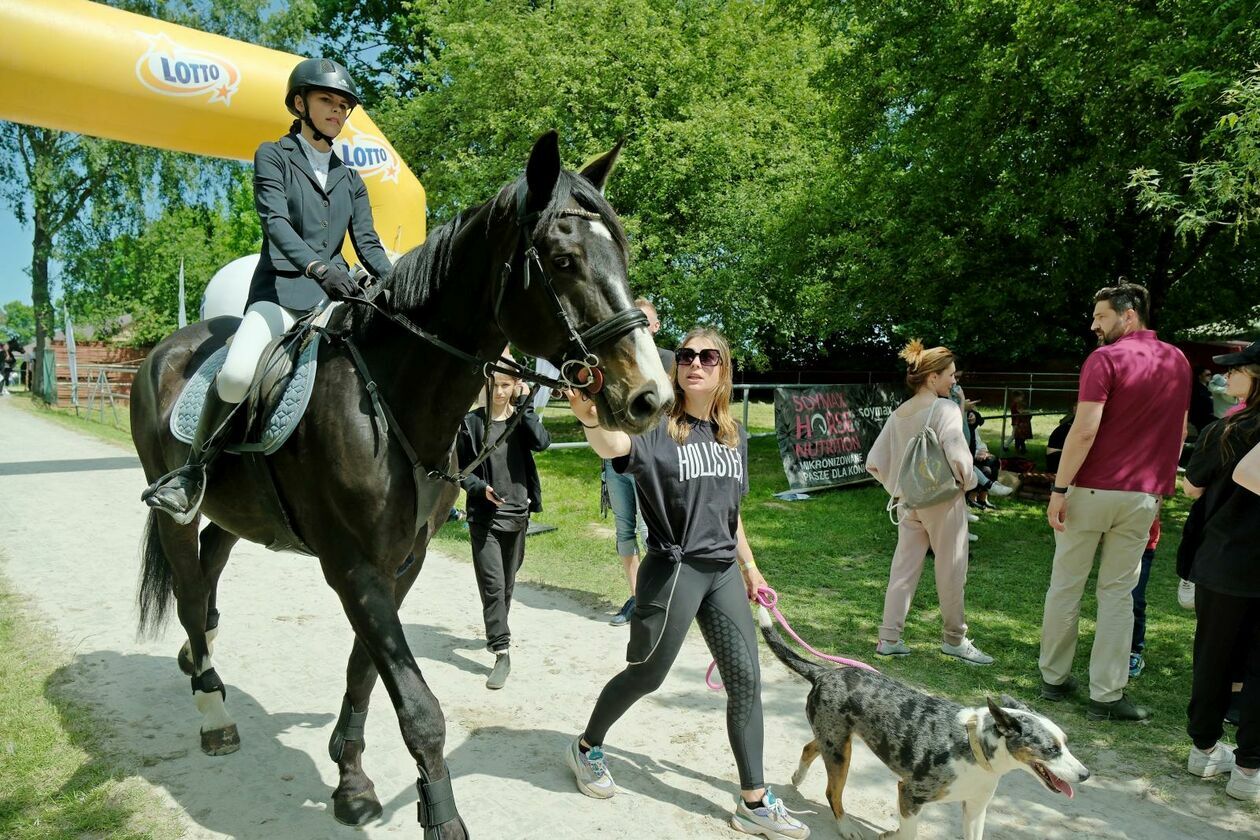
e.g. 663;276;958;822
130;132;671;838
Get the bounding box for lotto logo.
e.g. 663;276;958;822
135;32;240;106
338;127;400;183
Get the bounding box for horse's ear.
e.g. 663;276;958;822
525;130;562;212
579;138;625;194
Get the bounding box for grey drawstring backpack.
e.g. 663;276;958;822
886;399;960;523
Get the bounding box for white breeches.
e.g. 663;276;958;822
216;301;309;404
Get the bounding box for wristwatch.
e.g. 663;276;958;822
1051;485;1069;495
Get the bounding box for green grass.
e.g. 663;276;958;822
436;407;1236;792
0;578;180;839
10;393;1240;801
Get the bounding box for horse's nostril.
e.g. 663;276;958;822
628;386;662;421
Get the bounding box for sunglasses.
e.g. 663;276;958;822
675;348;722;367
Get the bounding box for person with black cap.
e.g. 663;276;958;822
143;58;394;523
1180;340;1260;801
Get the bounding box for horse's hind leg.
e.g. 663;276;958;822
329;553;424;825
159;517;240;756
177;523;237;676
323;553;467;839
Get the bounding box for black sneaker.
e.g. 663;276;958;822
1088;694;1152;722
610;597;635;627
1040;675;1078;702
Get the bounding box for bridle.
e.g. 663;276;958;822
334;178;649;487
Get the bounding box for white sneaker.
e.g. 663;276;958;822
988;482;1014;497
1178;579;1196;610
1188;742;1235;778
968;533;979;543
876;639;910;657
731;789;811;839
566;737;616;799
941;638;994;665
1227;766;1260;801
967;512;979;523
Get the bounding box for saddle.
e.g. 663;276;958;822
169;303;347;554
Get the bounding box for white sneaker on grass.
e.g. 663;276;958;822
967;512;979;523
941;638;994;665
968;532;979;543
1188;742;1235;778
988;482;1014;497
1177;579;1196;610
566;737;616;799
876;639;910;657
731;788;810;839
1227;766;1260;801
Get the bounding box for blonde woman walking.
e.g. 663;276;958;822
867;340;990;664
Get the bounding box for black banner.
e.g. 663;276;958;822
774;384;901;491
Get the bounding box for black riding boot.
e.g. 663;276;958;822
142;388;236;524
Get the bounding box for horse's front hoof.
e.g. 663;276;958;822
200;723;240;756
332;790;383;826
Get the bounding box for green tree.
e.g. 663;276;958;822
773;0;1259;359
59;170;262;346
0;300;35;344
358;0;828;364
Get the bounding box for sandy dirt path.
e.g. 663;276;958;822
0;398;1252;839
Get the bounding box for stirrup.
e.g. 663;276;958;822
142;464;206;525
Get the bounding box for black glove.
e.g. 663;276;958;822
307;261;358;301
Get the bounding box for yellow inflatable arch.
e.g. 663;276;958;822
0;0;426;260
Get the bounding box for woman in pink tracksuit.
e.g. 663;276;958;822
866;339;990;665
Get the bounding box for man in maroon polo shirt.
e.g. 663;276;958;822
1038;283;1190;721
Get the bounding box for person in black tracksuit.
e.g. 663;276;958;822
457;368;550;690
562;327;810;840
1181;343;1260;800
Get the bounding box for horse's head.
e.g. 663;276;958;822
495;131;672;434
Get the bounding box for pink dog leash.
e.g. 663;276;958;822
706;586;879;691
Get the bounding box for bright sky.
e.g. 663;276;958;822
0;203;35;306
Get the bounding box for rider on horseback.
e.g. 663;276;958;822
143;58;395;523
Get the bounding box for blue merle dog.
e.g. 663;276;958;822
759;608;1089;840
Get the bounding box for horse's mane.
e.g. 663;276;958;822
351;167;627;340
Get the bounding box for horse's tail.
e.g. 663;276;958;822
137;509;175;637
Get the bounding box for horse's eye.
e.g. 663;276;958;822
553;255;573;269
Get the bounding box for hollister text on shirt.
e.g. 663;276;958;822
677;439;745;483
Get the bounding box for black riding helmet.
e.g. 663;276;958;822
285;58;360;142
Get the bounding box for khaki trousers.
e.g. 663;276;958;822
879;493;970;646
1038;486;1159;702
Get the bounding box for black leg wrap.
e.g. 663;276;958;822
191;667;226;700
205;608;220;632
416;764;462;833
328;694;369;763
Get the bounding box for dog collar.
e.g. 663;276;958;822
966;714;993;772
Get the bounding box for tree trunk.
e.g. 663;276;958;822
30;219;52;403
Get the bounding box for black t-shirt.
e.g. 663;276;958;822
613;415;749;563
481;418;531;527
1046;419;1072;473
1185;419;1260;597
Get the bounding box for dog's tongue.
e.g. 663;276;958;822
1053;774;1074;799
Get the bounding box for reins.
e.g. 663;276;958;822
325;180;648;492
705;586;879;692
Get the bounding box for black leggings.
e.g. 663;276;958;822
1188;584;1260;769
582;555;764;789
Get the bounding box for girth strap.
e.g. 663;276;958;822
416;764;461;830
